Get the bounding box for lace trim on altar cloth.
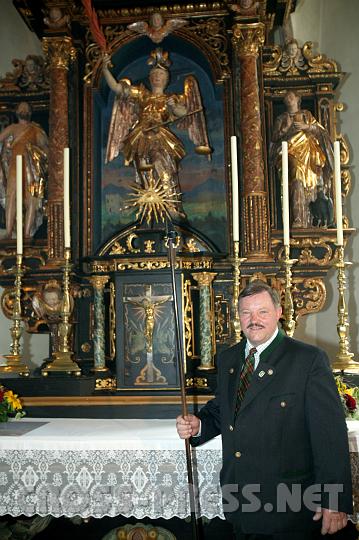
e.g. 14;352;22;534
0;449;223;519
0;449;357;522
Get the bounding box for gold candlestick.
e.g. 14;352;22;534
0;254;29;376
281;245;298;338
42;248;81;376
332;246;359;373
231;241;246;344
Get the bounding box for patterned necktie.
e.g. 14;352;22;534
235;347;257;416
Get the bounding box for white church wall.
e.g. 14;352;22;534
292;0;359;360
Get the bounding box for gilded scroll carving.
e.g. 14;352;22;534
0;55;49;93
263;40;338;76
293;278;326;317
188;18;229;79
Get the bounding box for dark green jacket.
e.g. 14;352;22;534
191;335;352;534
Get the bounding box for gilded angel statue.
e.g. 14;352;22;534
103;48;211;220
127;12;187;44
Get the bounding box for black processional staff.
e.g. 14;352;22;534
166;225;202;540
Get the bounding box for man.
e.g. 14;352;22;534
176;280;352;539
0;101;48;239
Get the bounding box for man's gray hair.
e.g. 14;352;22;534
238;280;281;308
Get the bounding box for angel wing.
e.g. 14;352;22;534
127;20;149;35
105;82;138;164
165;18;188;33
177;75;211;160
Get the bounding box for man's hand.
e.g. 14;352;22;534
313;508;348;535
176;414;200;439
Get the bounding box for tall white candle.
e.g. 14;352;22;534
63;148;71;249
16;155;23;255
230;136;239;242
281;141;290;247
334;141;343;246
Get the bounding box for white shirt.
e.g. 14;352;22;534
246;326;279;371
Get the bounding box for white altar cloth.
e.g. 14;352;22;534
0;418;220;451
0;418;357;520
0;418;222;519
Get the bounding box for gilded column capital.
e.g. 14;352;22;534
42;37;76;70
192;272;217;287
232;22;265;56
89;275;110;291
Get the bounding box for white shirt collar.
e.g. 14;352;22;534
245;327;279;369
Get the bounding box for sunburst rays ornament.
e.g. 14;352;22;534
125;170;182;224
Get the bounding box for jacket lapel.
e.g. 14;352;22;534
237;331;286;415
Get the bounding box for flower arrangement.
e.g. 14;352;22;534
0;384;25;422
335;376;359;420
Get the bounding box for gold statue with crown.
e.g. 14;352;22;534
102;48;211;222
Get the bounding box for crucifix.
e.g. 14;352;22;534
124;285;173;385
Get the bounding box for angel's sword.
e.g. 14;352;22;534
142;107;203;132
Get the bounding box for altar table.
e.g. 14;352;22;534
0;418;357;521
0;418;221;519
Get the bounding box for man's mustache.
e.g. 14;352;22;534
247;324;264;329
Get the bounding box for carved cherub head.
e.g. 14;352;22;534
32;280;63;319
150;12;164;30
285;39;300;59
43;7;69;29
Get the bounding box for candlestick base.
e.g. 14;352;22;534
41;351;81;376
332;355;359;374
0;355;30;376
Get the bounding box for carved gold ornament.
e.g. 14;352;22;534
125;173;182;225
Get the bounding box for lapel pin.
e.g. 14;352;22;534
258;370;265;378
267;368;274;376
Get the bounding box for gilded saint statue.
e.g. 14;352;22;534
103;48;211;220
0;102;48;239
271;90;333;228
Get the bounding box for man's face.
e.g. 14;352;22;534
239;291;282;347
